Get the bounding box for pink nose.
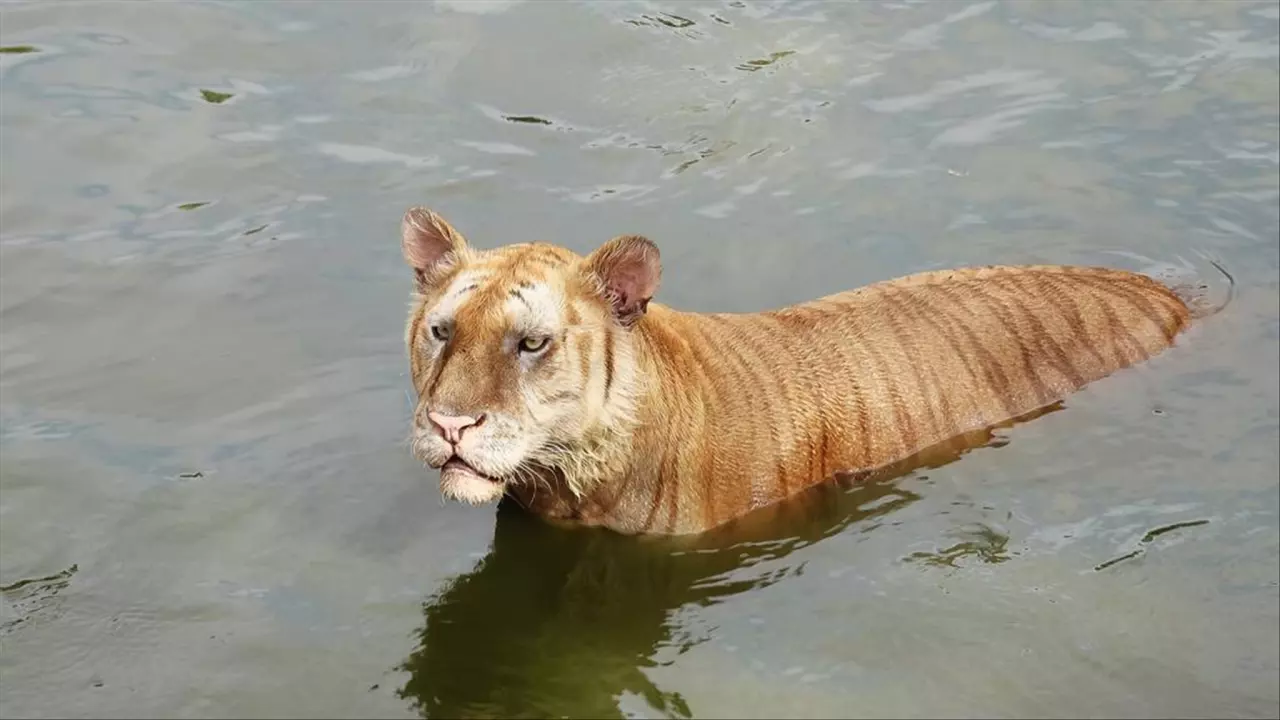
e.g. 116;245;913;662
427;411;484;444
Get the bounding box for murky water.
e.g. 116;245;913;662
1;1;1277;717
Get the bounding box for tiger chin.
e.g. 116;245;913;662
399;206;1226;536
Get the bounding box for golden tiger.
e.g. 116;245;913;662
400;206;1225;535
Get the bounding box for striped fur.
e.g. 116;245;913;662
402;208;1213;536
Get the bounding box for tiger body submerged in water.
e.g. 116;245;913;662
400;207;1222;536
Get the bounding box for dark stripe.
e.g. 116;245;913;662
972;274;1075;401
799;351;823;483
428;333;463;398
875;287;947;448
996;274;1088;392
703;314;773;499
925;283;1024;421
698;317;757;389
666;458;681;533
657;417;686;532
756;313;800;498
958;279;1057;408
542;389;577;404
793;305;865;473
1063;276;1132;369
895;287;993;426
798;343;822;485
818;412;830;479
852;297;916;464
603;323;615;401
407;304;426;380
525;254;565;269
1070;274;1150;365
846;346;870;474
594;470;631;517
673;328;719;530
703;452;718;531
413;346;434;398
1103;276;1182;343
1075;273;1169;339
1034;272;1111;381
508;287;532;310
577;330;592;387
425;363;444;400
860;333;911;456
643;440;669;532
880;285;962;443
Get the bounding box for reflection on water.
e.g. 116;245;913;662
400;480;919;719
395;414;1058;718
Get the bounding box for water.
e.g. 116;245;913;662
1;1;1277;717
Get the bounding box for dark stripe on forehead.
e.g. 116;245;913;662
508;287;532;310
525;247;573;267
525;255;565;270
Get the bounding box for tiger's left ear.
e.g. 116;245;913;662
582;234;661;327
402;207;468;289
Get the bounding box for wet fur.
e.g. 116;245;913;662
402;208;1223;535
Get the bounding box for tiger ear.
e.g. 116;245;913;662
583;234;661;327
402;207;467;288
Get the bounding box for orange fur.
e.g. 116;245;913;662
400;207;1201;535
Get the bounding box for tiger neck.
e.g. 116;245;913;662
509;309;692;531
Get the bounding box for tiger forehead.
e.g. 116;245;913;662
465;243;579;288
425;243;580;329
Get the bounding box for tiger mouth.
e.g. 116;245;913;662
437;453;507;505
442;455;500;483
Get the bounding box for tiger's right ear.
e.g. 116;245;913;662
583;234;661;328
401;207;468;288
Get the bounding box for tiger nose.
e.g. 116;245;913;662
426;411;485;444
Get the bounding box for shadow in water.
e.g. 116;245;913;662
396;405;1062;719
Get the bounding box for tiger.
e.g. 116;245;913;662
400;206;1228;535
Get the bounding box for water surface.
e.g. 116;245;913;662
1;1;1277;717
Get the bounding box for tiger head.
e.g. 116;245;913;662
400;207;661;506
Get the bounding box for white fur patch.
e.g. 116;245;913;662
504;281;560;332
432;270;487;319
440;465;505;505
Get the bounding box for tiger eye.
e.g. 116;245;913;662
518;336;549;354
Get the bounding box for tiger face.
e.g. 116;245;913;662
400;207;660;505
